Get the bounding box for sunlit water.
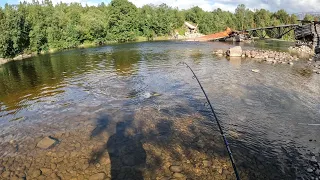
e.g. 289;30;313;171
0;41;319;179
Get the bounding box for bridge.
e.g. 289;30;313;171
190;24;303;41
188;21;320;55
244;24;299;39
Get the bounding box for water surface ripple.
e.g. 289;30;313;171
0;41;319;179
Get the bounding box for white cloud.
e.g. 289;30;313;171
128;0;214;11
20;0;99;6
128;0;320;13
275;0;320;13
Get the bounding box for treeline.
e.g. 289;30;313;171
0;0;319;58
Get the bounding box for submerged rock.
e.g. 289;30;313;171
311;156;318;163
89;172;106;180
203;160;212;167
169;165;182;173
40;168;52;175
29;169;42;178
1;171;10;178
173;172;186;178
307;168;313;173
37;137;58;149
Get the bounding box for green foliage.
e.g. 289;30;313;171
304;14;315;21
108;0;138;42
0;3;30;57
0;0;308;58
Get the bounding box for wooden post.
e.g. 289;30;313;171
278;27;281;38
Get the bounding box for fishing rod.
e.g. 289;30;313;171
177;62;240;180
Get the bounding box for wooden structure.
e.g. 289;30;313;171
294;21;320;53
187;20;320;55
245;24;299;39
192;27;233;41
244;21;320;55
184;22;198;34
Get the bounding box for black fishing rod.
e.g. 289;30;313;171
177;62;240;180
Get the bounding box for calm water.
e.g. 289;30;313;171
0;41;319;179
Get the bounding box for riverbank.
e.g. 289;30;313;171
0;54;35;65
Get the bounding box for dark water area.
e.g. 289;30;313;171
252;39;295;51
0;40;319;180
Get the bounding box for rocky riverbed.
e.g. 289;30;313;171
0;107;243;180
213;45;320;75
2;106;318;180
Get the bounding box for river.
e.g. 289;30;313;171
0;40;319;180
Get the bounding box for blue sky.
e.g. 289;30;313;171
1;0;320;13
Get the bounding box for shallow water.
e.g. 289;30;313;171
0;41;319;180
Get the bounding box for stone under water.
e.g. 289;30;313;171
36;137;58;149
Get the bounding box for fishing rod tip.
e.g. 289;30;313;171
176;62;184;66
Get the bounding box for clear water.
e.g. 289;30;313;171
0;41;319;179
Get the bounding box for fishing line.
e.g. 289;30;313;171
177;62;240;180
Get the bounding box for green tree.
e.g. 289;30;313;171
235;4;246;30
0;1;302;58
272;9;290;24
26;0;49;53
184;6;204;24
108;0;138;42
304;14;315;21
0;3;30;57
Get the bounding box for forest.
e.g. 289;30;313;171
0;0;319;58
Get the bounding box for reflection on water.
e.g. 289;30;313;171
228;57;242;68
0;44;143;121
0;41;319;179
252;39;295;52
109;49;140;76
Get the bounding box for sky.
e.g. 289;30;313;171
1;0;320;13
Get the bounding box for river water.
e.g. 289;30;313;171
0;40;319;180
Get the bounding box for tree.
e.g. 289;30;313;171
273;9;290;24
254;9;271;28
184;6;204;24
235;4;246;30
0;1;301;58
108;0;139;42
304;14;315;21
0;3;30;57
26;0;49;53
